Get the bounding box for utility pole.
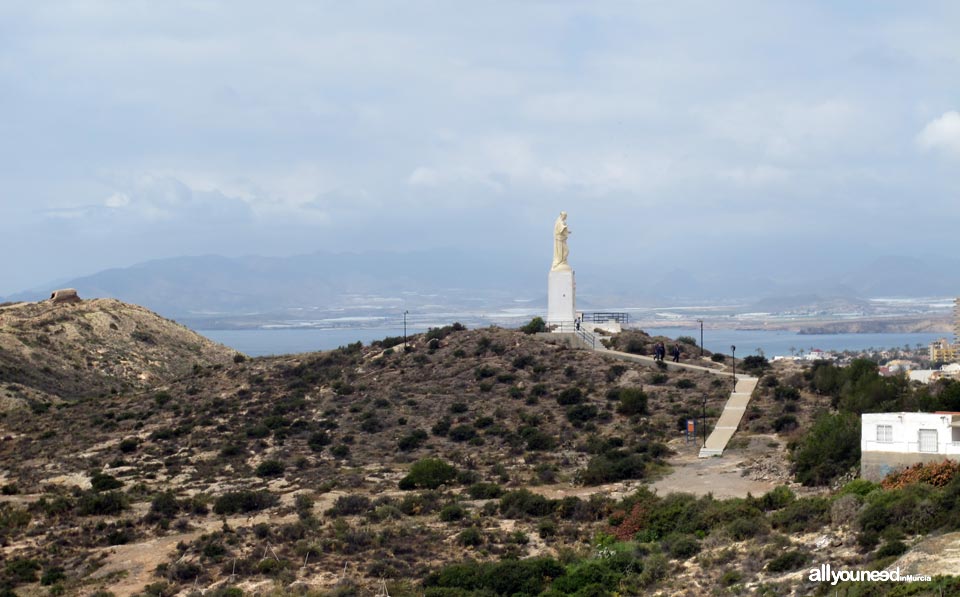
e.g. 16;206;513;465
731;345;737;387
403;310;409;350
696;319;704;357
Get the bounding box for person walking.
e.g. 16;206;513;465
672;343;681;363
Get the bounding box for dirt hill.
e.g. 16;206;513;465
0;297;236;411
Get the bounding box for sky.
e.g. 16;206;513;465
1;1;959;296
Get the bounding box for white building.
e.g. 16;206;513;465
861;412;960;480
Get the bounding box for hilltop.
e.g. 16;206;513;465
1;304;959;596
0;297;236;411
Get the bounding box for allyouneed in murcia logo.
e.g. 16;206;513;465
809;564;931;585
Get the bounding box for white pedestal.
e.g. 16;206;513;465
547;268;576;329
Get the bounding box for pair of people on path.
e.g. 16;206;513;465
653;341;682;363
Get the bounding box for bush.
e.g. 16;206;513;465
773;414;798;433
521;317;547;334
662;533;700;559
500;489;554;518
77;491;127;516
431;417;452;437
566;404;598;425
255;460;285;478
615;388;648;416
467;483;504;499
711;353;725;362
308;430;331;452
740;355;770;374
457;527;484;546
119;437;139;453
876;540;908;558
213;490;278;515
580;451;646;485
439;503;467;522
791;412;860;486
399;459;457;490
150;492;180;518
398;429;428;451
675;379;695;389
327;495;372;516
448;425;477;442
557;387;584;405
771;497;830;533
90;472;123;492
5;558;40;583
767;550;807;572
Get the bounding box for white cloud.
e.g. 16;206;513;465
104;192;130;208
407;167;442;187
917;111;960;157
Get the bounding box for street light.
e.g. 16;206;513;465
403;310;409;349
696;319;704;357
702;394;707;449
731;345;736;386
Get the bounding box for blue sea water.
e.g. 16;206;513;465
643;327;943;358
197;325;944;358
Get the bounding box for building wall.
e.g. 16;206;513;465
861;412;960;481
861;451;955;482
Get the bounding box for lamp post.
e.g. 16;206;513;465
403;310;409;349
702;393;707;449
696;319;704;357
731;345;736;386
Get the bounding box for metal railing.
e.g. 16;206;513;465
547;321;597;349
586;312;630;324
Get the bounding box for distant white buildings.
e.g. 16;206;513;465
861;412;960;481
772;349;837;362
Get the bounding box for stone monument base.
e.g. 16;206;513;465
547;268;576;329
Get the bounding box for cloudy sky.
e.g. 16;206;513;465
1;1;958;295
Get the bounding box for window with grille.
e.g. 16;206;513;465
876;425;893;443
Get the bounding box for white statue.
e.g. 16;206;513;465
552;211;571;270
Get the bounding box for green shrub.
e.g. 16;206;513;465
5;558;40;583
330;444;350;458
119;437;139;453
767;550;807;572
439;503;467;522
711;353;725;362
327;495;372;516
213;490;278;515
580;451;646;485
431;417;452;437
90;472;123;492
500;489;554;518
40;566;65;586
791;412;860;486
448;425;477;442
771;497;830;533
398;429;428;451
566;404;598;425
557;387;584;405
457;527;483;546
77;491;127;516
675;379;695;389
773;414;798;432
876;540;908;558
615;388;648;416
150;492;180;518
467;483;504;499
662;532;700;559
255;460;285;478
521;317;547;334
308;430;331;452
399;459;457;490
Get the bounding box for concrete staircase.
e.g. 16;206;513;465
698;376;758;457
541;335;759;458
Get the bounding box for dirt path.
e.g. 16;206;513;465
651;435;791;499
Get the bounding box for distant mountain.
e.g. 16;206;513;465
4;251;957;324
4;250;546;319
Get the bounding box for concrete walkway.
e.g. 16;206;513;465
698;376;759;457
544;332;758;457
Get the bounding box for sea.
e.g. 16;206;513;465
197;325;946;358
